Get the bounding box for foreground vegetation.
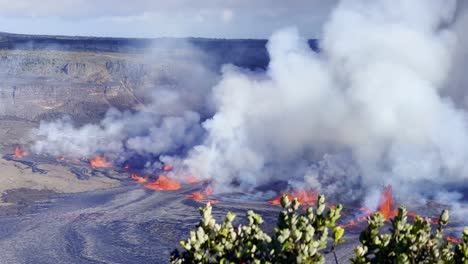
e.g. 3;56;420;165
171;195;468;263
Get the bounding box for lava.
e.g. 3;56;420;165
130;174;147;183
14;146;28;159
446;236;462;244
377;185;397;220
268;190;317;206
89;156;112;168
162;164;173;171
144;175;181;191
340;186;398;228
186;184;214;200
185;176;200;184
185;185;216;202
185;192;204;200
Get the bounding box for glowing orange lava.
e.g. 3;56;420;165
377;185;397;220
446;236;462;243
185;184;216;201
162;164;173;171
89;156;112;168
130;174;147;183
268;190;317;206
340;186;397;229
185;176;200;184
185;192;205;200
341;186;443;229
407;211;417;218
144;175;181;191
14;146;28;159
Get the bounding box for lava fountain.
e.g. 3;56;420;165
377;185;397;220
14;146;28;159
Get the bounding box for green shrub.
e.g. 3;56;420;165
171;195;468;264
351;208;468;264
170;194;343;263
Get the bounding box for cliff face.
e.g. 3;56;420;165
0;34;318;123
0;50;150;123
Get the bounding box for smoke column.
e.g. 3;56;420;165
182;0;467;205
32;0;468;208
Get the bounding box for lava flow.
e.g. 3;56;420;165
184;192;219;204
14;146;28;159
185;176;200;184
89;156;112;168
185;186;216;201
130;174;147;183
446;236;463;244
162;164;173;171
268;190;317;206
144;175;181;191
185;192;204;200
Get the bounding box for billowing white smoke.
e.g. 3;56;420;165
32;0;468;206
32;110;203;159
31;41;217;163
182;0;468;204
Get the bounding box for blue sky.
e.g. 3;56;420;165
0;0;337;38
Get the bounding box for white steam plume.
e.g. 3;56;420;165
182;0;468;204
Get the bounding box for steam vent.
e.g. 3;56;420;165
2;1;468;263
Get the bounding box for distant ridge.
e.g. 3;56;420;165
0;32;319;70
0;31;318;52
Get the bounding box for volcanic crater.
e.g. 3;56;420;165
0;33;464;263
